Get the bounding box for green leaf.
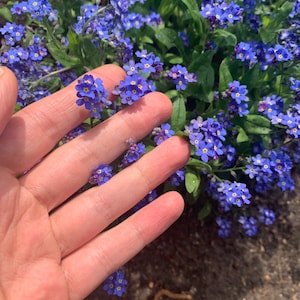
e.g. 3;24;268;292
219;57;233;92
236;126;249;143
170;96;186;131
67;29;80;57
185;170;201;193
197;64;215;94
186;158;213;173
213;29;237;47
245;115;271;128
80;37;101;68
0;7;13;22
243;115;272;135
181;0;207;35
165;53;183;64
47;42;80;68
154;27;178;49
259;2;293;44
198;201;212;219
241;63;260;91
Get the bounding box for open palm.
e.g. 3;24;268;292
0;65;189;299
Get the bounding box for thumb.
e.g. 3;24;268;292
0;67;18;135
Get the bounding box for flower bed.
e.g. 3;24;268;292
0;0;299;297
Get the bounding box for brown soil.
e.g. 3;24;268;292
86;168;300;300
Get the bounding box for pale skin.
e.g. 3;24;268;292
0;65;190;300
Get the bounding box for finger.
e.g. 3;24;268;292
0;67;18;136
20;91;173;211
62;191;184;300
51;136;190;256
0;64;125;174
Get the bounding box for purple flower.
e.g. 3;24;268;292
89;164;114;186
152;123;175;145
120;140;145;168
166;64;197;91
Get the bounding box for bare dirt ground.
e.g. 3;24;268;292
87;167;300;300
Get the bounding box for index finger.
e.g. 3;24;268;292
0;64;125;175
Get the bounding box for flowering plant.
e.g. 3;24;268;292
1;0;300;296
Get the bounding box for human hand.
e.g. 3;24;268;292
0;65;189;300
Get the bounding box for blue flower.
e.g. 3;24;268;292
152;123;175;145
217;181;251;207
166;64;197;91
228;81;248;104
178;31;190;47
200;0;243;29
123;12;145;30
290;77;300;93
216;217;231;238
89;164;114;186
114;73;155;105
0;22;25;46
186;117;227;163
136;57;156;74
266;44;292;63
103;269;127;297
123;60;139;75
245;148;295;192
120;140;145;168
133;190;158;212
168;168;185;186
61;124;87;144
238;216;258;236
75;74;110;119
234;42;257;64
258;207;276;226
258;94;284;119
195;140;215;162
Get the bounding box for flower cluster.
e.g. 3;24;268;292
245;148;294;193
133;189;158;212
119;139;146;168
103;269;128;297
216;217;231;238
217;181;251;208
200;0;243;29
238;216;258;237
89;164;114;186
11;0;57;21
168;168;185;187
75;74;111;119
216;206;276;238
225;80;249;117
112;50;164;104
235;40;296;70
185;116;227;163
152;123;175;146
60;124;87;144
166;65;197;91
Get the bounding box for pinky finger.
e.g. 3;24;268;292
0;67;18;135
62;191;185;300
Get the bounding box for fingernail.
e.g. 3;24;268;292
0;66;5;76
